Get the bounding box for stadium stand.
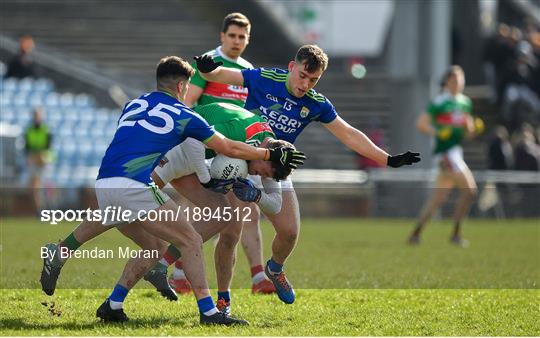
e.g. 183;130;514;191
0;0;393;170
0;0;517;182
0;75;117;188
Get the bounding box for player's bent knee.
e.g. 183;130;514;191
277;228;299;244
177;230;204;251
434;190;451;204
218;231;241;249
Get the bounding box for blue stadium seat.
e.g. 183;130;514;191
62;110;80;124
0;92;13;107
76;127;90;138
14;110;31;125
59;93;75;107
74;93;94;108
0;109;16;124
12;92;29;108
0;75;118;188
34;79;54;93
53;165;73;187
44;92;60;108
45;109;63;125
78;109;95;124
29;92;46;107
18;78;35;93
3;78;18;92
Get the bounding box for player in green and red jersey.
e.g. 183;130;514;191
178;12;278;296
185;13;252;108
409;66;479;247
150;102;289;313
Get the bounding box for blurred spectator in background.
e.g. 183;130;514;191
24;107;52;212
5;35;36;79
500;39;540;129
488;125;514;170
483;24;516;104
526;25;540;98
513;123;540;171
484;23;540;130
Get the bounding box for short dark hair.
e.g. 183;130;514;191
266;139;295;181
440;65;464;88
295;44;329;72
222;12;251;33
156;56;194;89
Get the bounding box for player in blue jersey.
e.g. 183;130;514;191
195;45;421;304
40;56;305;325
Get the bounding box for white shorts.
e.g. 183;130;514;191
154;144;194;185
434;146;468;173
153;138;210;185
95;177;169;226
248;174;294;191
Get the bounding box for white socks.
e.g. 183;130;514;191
203;307;218;316
252;271;266;284
173;267;186;279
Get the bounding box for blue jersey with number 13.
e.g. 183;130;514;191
241;68;338;144
97;91;215;184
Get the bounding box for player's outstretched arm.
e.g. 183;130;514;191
324;116;389;166
206;132;306;170
193;55;244;86
324;116;420;168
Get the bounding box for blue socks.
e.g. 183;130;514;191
217;290;230;302
267;258;283;274
197;296;218;316
108;284;129;310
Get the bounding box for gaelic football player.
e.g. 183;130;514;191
409;66;478;247
173;12;277;295
194;44;421;304
40;56;304;324
146;102;290;314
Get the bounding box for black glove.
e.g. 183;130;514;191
233;178;262;203
201;178;234;194
193;55;223;73
387;151;421;168
268;147;306;170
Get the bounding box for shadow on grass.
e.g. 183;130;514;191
0;316;193;331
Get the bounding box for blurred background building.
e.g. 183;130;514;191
1;0;539;217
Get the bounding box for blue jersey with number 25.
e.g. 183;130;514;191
98;91;215;184
241;68;338;144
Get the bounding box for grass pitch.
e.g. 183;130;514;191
1;217;539;335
